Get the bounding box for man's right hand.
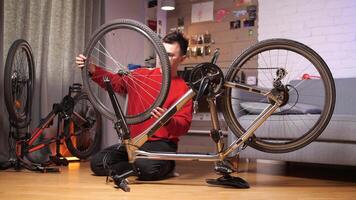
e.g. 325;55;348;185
75;54;96;73
75;54;86;67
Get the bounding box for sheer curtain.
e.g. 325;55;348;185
0;0;104;162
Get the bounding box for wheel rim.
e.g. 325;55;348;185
82;20;170;124
4;40;34;127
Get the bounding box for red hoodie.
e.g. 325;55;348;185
91;66;193;143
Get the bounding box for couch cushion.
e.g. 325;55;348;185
289;78;356;115
239;141;356;166
238;114;356;141
240;102;321;115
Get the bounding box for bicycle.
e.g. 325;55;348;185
1;39;102;172
81;19;336;191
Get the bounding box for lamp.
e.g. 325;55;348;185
161;0;175;11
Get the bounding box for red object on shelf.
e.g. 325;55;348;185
147;20;157;32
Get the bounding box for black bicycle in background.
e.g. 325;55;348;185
1;39;102;172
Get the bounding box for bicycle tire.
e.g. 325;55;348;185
82;19;171;124
4;39;35;128
222;39;336;153
65;92;102;159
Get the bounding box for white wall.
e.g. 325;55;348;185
258;0;356;78
105;0;145;22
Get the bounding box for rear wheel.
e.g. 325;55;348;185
222;39;336;153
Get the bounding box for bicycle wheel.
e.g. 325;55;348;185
4;39;35;128
65;92;102;159
82;19;171;124
222;39;335;153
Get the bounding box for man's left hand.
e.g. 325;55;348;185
151;107;167;119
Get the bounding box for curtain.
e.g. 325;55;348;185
0;0;104;162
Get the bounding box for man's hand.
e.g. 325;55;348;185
75;54;86;67
75;54;95;73
151;107;167;119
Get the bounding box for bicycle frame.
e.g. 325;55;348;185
19;104;68;155
12;84;89;161
107;78;283;164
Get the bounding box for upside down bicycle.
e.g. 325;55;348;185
81;19;335;191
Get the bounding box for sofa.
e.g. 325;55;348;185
228;78;356;166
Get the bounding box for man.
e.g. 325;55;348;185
76;32;192;181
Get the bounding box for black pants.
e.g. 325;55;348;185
90;140;177;181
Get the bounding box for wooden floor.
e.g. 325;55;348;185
1;159;356;200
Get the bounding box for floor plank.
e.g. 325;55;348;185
0;159;356;200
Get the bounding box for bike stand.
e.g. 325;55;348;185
0;158;60;173
206;160;250;189
31;164;61;173
0;128;61;173
206;175;250;189
0;159;19;170
0;152;67;173
49;153;69;166
110;169;136;192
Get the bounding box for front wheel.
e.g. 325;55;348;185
64;92;102;159
222;39;336;153
4;39;35;128
82;19;171;124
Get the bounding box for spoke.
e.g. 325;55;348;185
127;78;151;112
89;56;162;114
100;72;157;113
97;40;126;70
284;52;305;83
127;71;163;86
89;53;120;74
260;52;275;85
72;111;88;125
257;65;274;89
124;75;161;94
130;73;163;77
122;75;159;103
